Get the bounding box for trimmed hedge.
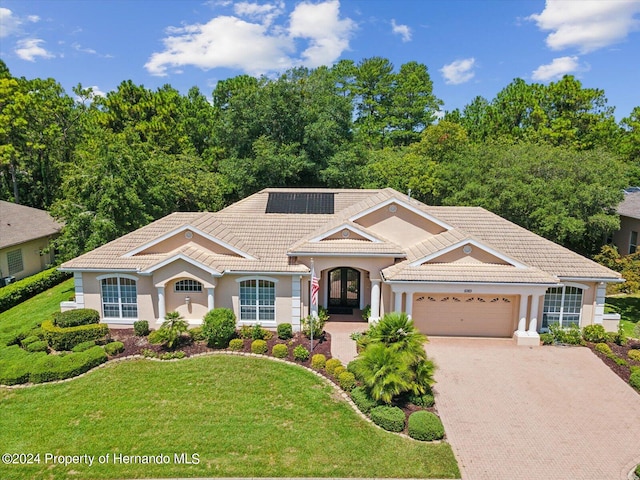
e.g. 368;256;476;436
251;339;267;354
0;346;47;385
203;308;237;348
595;343;613;355
325;358;342;376
42;319;109;351
104;341;124;356
25;340;48;353
311;354;326;370
228;338;244;351
293;345;309;361
628;349;640;362
630;370;640;391
409;392;435;408
72;341;96;353
582;324;608;343
277;323;293;340
272;344;288;358
408;411;445;441
338;371;356;391
134;320;150;337
29;346;107;383
350;387;379;414
52;308;100;328
21;335;40;347
0;267;71;313
370;406;405;432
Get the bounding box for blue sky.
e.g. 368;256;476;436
2;0;640;119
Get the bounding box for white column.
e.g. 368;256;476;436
370;279;381;323
594;283;606;324
291;276;301;332
528;295;542;333
517;294;528;333
394;290;403;313
406;292;413;320
157;286;166;321
74;272;85;308
207;287;215;311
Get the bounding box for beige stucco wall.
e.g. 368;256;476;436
0;236;56;281
355;205;445;246
429;246;510;265
612;215;639;255
140;230;238;256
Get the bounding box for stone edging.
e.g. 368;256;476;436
1;350;441;443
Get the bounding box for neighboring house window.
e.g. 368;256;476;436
7;249;24;275
542;286;583;328
101;277;138;319
239;279;275;322
630;231;638;254
174;279;203;292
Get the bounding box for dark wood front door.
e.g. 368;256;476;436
328;267;360;314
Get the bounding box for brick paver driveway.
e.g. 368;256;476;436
427;337;640;480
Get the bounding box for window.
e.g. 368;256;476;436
239;279;275;322
7;249;23;275
174;279;203;293
630;231;638;254
542;286;583;329
101;277;137;319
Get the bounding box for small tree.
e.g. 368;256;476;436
202;308;237;348
149;311;189;349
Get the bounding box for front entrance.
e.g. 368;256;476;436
328;267;360;314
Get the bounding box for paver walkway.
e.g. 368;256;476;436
325;320;369;364
426;337;640;480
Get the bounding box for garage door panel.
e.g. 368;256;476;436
413;294;516;337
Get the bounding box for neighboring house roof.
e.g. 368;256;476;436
0;201;62;250
61;188;620;283
617;190;640;220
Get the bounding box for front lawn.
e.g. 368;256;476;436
0;355;460;479
606;293;640;339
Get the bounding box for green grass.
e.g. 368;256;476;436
0;355;460;479
0;279;74;346
606;293;640;339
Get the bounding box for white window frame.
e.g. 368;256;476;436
236;277;277;326
174;279;203;293
97;274;138;320
630;231;638;254
7;249;24;275
542;284;584;329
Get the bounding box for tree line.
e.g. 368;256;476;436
0;57;638;260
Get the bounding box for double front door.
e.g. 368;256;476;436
328;267;360;314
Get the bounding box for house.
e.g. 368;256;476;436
60;188;622;346
611;187;640;255
0;201;62;284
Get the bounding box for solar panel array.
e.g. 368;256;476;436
265;192;335;214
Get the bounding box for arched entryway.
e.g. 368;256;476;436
327;267;360;314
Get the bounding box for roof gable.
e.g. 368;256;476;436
0;201;62;249
310;223;382;243
409;239;528;269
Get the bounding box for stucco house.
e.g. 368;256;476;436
0;201;62;285
611;188;640;256
60;188;622;345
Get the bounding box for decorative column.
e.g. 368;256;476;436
291;276;301;332
207;287;215;311
517;294;528;333
74;272;85;308
157;286;166;321
394;290;403;313
370;279;381;323
528;295;542;333
594;283;606;324
406;293;413;320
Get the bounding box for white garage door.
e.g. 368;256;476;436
412;294;516;337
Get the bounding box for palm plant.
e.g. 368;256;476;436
149;311;189;349
368;312;427;364
353;343;413;404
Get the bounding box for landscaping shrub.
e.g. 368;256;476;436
630;370;640;391
595;343;613;355
311;353;326;370
133;320;150;337
325;358;342;376
293;345;310;361
41;319;109;351
21;335;40;347
228;338;244;351
238;325;252;339
635;463;640;479
159;351;186;360
29;346;107;383
202;308;237;348
408;411;445;441
338;371;356;391
347;359;362;378
104;341;125;356
549;324;582;345
188;327;206;341
0;267;70;313
409;392;435;408
612;356;627;366
250;324;267;340
301;309;329;339
606;332;618;343
272;344;288;359
277;323;293;340
582;324;608;343
251;339;267;354
25;340;48;353
0;346;48;385
539;333;553;345
71;340;96;353
628;350;640;362
370;405;405;432
350;386;379;414
52;308;100;328
333;365;347;378
150;312;189;349
614;323;627;346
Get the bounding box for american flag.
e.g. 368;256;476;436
311;267;319;307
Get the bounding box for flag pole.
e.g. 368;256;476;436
310;258;319;353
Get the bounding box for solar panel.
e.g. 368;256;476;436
266;192;334;214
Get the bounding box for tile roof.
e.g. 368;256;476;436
617;190;640;220
61;188;621;283
0;201;62;249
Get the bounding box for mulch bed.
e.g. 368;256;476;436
585;339;640;384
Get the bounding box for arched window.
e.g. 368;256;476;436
174;279;203;293
542;286;583;328
239;279;275;323
100;276;138;319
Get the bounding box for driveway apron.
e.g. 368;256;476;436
426;337;640;480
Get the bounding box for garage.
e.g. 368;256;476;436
412;294;517;337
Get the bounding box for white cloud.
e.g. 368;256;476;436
72;42;97;55
440;58;476;85
531;56;582;81
145;0;355;76
27;15;40;23
391;19;411;42
15;38;54;61
88;85;106;97
0;7;22;37
528;0;640;53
